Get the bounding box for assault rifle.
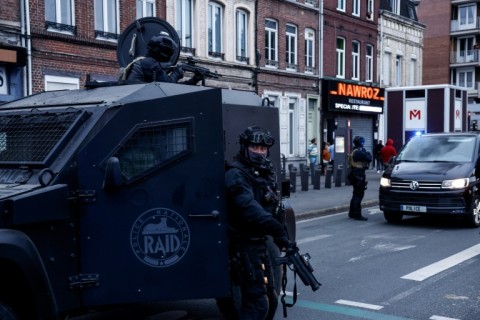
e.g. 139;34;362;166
179;56;221;85
275;242;321;316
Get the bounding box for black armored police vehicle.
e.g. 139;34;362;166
0;18;305;319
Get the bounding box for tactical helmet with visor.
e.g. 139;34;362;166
147;32;179;62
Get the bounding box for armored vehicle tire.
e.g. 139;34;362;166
0;304;18;320
465;196;480;228
384;211;403;224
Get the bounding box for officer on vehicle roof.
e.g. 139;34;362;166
347;136;372;221
125;31;201;84
222;126;291;320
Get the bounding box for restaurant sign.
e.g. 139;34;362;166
323;80;384;114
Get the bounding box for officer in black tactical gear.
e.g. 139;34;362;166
348;136;372;221
126;31;201;84
223;126;291;320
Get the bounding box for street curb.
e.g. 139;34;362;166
295;200;379;221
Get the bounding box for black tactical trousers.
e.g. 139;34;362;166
222;242;277;320
349;174;366;218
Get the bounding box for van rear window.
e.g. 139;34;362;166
398;136;476;163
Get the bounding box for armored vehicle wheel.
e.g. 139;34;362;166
0;303;18;320
465;196;480;228
384;211;403;224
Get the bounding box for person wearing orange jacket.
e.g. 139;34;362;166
380;138;397;169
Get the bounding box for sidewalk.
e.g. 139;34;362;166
285;169;381;220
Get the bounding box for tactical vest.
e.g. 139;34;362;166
349;149;369;169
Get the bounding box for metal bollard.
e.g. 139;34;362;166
313;167;321;190
300;164;309;191
289;167;297;193
335;165;343;187
325;168;332;188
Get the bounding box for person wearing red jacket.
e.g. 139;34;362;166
380;138;397;169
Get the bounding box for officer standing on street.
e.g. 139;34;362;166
348;136;372;221
222;126;291;320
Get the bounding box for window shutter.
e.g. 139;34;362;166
280;96;289;156
298;98;306;157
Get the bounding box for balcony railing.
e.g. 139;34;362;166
208;51;224;60
450;50;479;64
305;66;317;74
45;21;76;34
265;60;278;67
450;19;480;32
94;30;119;41
181;46;196;55
236;56;249;64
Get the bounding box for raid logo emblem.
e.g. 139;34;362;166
131;208;190;268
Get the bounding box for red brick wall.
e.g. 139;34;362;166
0;0;20;21
416;0;451;85
256;0;319;96
323;1;379;82
28;0;166;93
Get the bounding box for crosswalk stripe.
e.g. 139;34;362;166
335;299;383;310
296;234;331;244
401;243;480;281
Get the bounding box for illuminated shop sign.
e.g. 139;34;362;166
323;80;384;114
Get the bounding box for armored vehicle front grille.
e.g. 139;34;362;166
0;109;89;166
391;180;442;190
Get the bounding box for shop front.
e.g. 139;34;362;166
321;79;384;181
0;43;27;104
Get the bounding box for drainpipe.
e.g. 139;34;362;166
20;0;26;96
24;0;32;95
319;0;324;144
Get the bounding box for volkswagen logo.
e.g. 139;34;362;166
410;180;419;191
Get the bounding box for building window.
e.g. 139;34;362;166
286;24;297;71
352;41;360;80
336;37;345;78
208;2;223;58
305;28;315;73
352;0;360;17
236;9;248;63
367;0;374;20
288;98;298;156
44;75;79;91
457;37;475;63
409;58;416;86
94;0;119;40
265;19;278;67
136;0;155;19
45;0;75;33
383;52;391;86
176;0;194;53
395;54;402;86
458;4;476;30
366;44;373;82
390;0;399;15
337;0;346;12
457;69;474;89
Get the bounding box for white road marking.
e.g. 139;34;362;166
430;316;461;320
401;243;480;281
296;234;331;244
335;299;383;310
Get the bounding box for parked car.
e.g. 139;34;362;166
379;132;480;227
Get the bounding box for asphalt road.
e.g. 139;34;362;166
278;207;480;320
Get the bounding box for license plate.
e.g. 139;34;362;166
401;205;427;213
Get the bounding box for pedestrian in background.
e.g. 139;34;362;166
347;136;372;221
380;138;397;170
373;140;384;173
307;138;319;172
322;142;331;174
328;142;335;169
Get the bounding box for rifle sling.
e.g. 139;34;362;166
280;263;298;317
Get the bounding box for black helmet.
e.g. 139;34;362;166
353;136;365;147
147;32;178;62
239;126;275;148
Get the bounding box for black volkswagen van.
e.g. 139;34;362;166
379;132;480;227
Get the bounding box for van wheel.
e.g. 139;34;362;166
465;196;480;228
384;211;403;223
